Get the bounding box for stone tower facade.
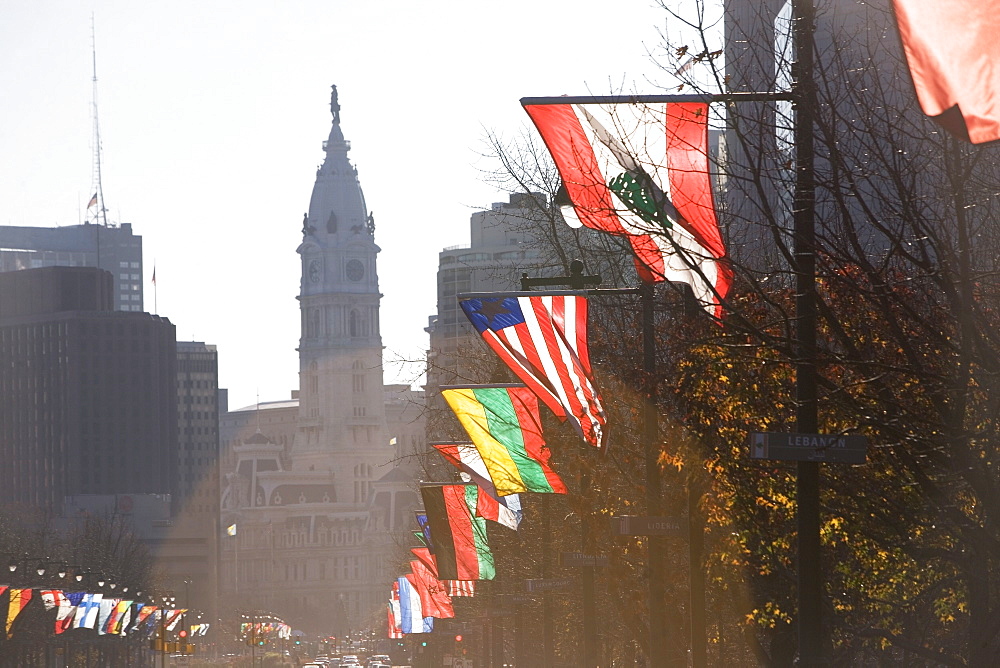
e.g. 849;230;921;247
294;85;393;490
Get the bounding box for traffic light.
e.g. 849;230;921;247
179;630;188;639
455;634;463;642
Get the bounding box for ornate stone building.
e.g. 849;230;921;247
219;87;422;636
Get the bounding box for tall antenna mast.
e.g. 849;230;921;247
90;15;108;227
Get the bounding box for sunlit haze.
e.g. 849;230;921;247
1;0;669;410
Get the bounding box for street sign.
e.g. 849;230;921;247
524;578;573;592
559;552;608;568
749;432;868;464
611;515;686;536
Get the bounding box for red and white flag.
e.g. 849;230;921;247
523;100;731;318
460;294;605;448
893;0;1000;144
41;590;76;634
387;604;403;639
446;580;476;597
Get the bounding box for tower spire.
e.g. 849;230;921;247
90;15;108;227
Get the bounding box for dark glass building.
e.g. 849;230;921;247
0;266;176;512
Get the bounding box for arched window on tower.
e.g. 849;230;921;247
326;211;338;234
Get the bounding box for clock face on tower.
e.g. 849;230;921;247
346;259;365;282
308;260;321;283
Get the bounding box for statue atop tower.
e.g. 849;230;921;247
330;85;341;124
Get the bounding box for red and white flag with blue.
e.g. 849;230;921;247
460;293;605;448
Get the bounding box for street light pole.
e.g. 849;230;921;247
791;1;823;665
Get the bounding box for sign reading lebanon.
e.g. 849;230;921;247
749;432;868;464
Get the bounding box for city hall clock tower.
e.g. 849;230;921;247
294;85;392;494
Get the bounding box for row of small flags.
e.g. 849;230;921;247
240;621;290;640
0;586;200;640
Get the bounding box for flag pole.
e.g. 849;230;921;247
520;261;610;668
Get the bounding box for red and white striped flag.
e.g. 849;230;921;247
387;604;403;638
389;581;404;637
445;580;476;597
460;294;605;448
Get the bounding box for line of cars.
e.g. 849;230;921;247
304;654;392;668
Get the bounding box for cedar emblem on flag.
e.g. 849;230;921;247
522;100;731;318
459;294;605;448
420;484;495;581
893;0;1000;144
440;386;568;495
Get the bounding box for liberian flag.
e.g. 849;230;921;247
522;100;731;318
893;0;1000;143
459;294;605;448
5;588;32;638
446;580;476;597
440;386;568;495
420;484;496;581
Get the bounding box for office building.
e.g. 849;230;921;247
0;266;176;513
0;223;144;312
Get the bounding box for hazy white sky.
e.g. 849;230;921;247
1;0;684;410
